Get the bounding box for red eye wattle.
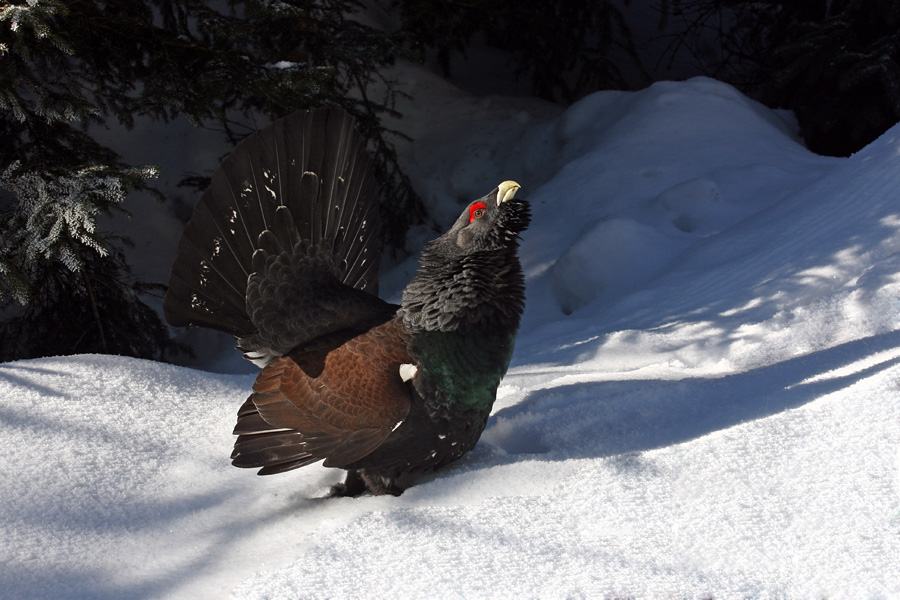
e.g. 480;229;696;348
469;202;487;223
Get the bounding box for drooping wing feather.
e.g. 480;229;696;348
163;108;383;349
231;318;413;474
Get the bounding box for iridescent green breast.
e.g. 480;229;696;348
410;327;519;415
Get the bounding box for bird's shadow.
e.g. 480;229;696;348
469;328;900;469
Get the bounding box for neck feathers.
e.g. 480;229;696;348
399;247;525;334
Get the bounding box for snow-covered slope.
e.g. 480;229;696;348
2;75;898;599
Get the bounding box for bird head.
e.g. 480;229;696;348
400;181;530;333
437;181;531;256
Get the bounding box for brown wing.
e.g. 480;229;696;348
231;317;413;474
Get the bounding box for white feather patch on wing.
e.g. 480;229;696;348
242;351;274;368
399;363;418;382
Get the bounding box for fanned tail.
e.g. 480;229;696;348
163;108;383;344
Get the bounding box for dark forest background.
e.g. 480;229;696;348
2;0;898;363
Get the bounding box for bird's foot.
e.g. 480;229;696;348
329;469;367;497
328;469;406;497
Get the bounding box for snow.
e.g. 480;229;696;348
2;70;900;599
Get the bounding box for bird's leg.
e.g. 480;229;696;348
361;472;405;496
329;469;367;497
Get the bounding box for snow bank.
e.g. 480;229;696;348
2;73;899;599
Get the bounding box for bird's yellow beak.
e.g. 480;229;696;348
497;180;521;206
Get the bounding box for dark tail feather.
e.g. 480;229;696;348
163;108;382;337
232;397;325;474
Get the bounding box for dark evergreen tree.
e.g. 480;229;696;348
394;0;646;102
0;0;419;362
657;0;900;156
0;1;173;360
757;0;900;155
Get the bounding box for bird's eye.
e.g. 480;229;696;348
468;202;487;223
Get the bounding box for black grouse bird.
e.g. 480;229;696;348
164;108;530;496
